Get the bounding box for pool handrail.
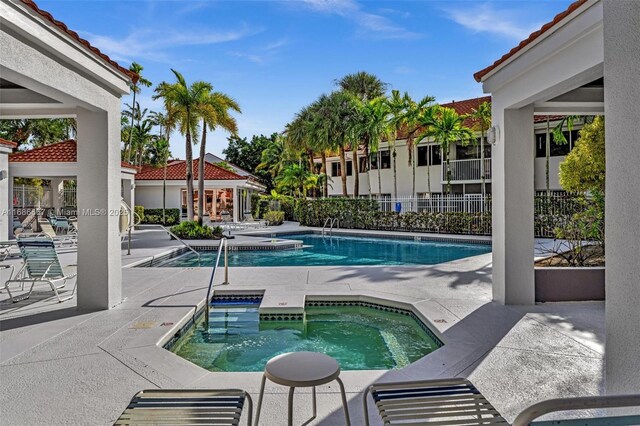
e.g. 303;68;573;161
138;224;200;264
322;217;339;236
204;237;228;329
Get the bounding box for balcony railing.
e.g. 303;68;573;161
441;158;492;183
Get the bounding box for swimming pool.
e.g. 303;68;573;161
156;233;490;267
170;303;442;372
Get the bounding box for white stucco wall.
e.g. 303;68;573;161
533;157;565;191
135;185;182;210
0;148;10;240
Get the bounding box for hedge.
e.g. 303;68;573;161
141;208;181;225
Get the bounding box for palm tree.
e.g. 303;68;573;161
397;94;436;198
125;62;152;163
418;106;474;194
197;91;241;225
153;70;213;221
258;133;290;179
286;104;319;185
385;90;409;198
413;104;439;198
149;138;171;224
466;101;491;197
336;72;387;196
275;163;312;198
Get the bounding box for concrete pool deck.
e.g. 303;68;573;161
0;226;604;425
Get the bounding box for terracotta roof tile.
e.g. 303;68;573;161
474;0;589;82
136;160;244;181
10;139;77;162
0;138;18;148
18;0;138;83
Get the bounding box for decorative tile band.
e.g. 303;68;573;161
212;294;263;305
259;313;305;321
306;300;444;347
190;242;303;252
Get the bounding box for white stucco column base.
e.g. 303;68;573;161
76;106;122;310
603;0;640;396
492;104;535;305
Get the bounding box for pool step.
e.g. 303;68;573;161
258;292;305;321
208;306;260;335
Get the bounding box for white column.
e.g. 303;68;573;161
492;104;535;305
0;149;10;240
603;0;640;396
121;177;135;209
50;178;64;215
76;105;122;310
232;187;239;222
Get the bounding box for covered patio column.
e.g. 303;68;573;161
492;104;535;305
603;0;640;395
76;104;122;310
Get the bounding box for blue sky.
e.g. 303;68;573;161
40;0;572;159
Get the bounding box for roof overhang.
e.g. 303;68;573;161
9;161;139;179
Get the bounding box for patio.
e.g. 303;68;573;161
0;227;604;425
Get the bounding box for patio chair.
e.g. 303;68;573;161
54;216;72;234
38;219;76;247
114;389;253;426
0;240;20;261
243;212;267;228
221;211;246;230
3;236;77;303
364;377;640;426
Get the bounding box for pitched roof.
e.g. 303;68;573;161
10;139;76;162
136;159;244;181
18;0;137;83
9;139;139;170
474;0;589;82
0;138;18;148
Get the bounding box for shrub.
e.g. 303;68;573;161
141;208;181;225
134;205;145;223
264;210;284;226
170;221;218;239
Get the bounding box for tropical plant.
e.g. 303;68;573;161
148;138;171;224
263;210;285;226
223;133;278;190
384;90;409;198
153;70;213;221
0;118;75;148
275;163;314;197
196;90;241;225
466;101;491;197
258;133;291;180
559;116;605;193
417;106;474;194
125;62;152;163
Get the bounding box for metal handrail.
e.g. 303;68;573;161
513;393;640;426
204;237;228;329
322;217;340;236
322;217;332;235
138;224;201;264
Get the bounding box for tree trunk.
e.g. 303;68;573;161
392;147;398;198
545;116;551;196
185;128;195;221
339;145;347;196
445;154;452;195
377;150;382;196
426;145;431;198
412;144;416;200
163;161;167;224
126;89;136;163
197;121;207;226
321;152;328;197
363;144;372;198
352;148;359;197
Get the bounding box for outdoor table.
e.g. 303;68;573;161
254;351;351;426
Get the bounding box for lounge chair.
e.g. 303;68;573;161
221;211;245;230
3;236;77;303
364;377;640;426
243;213;266;228
114;389;253;426
54;216;72;233
0;240;20;261
38;219;76;246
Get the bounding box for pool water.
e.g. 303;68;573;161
158;233;490;267
171;305;441;372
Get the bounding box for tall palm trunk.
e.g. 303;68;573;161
197;121;207;226
352;148;359;197
445;152;452;195
377;150;382;196
185;128;195;221
363;143;372;198
392;147;398;198
321;152;328;197
339;145;348;196
126;91;136;163
426;146;432;198
162;161;167;224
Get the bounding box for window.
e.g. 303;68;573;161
535;130;579;158
331;162;341;177
359;156;368;173
417;145;442;166
380;150;391;169
346;161;353;176
369;153;378;170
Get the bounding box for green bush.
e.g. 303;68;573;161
141;208;181;225
170;221;221;240
134;205;145;223
264;210;285;226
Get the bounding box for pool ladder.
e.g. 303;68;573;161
322;217;339;236
204;237;229;329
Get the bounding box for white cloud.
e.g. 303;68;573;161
297;0;421;40
445;2;542;40
229;38;291;64
82;25;261;63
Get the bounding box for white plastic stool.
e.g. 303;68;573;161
254;351;351;426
